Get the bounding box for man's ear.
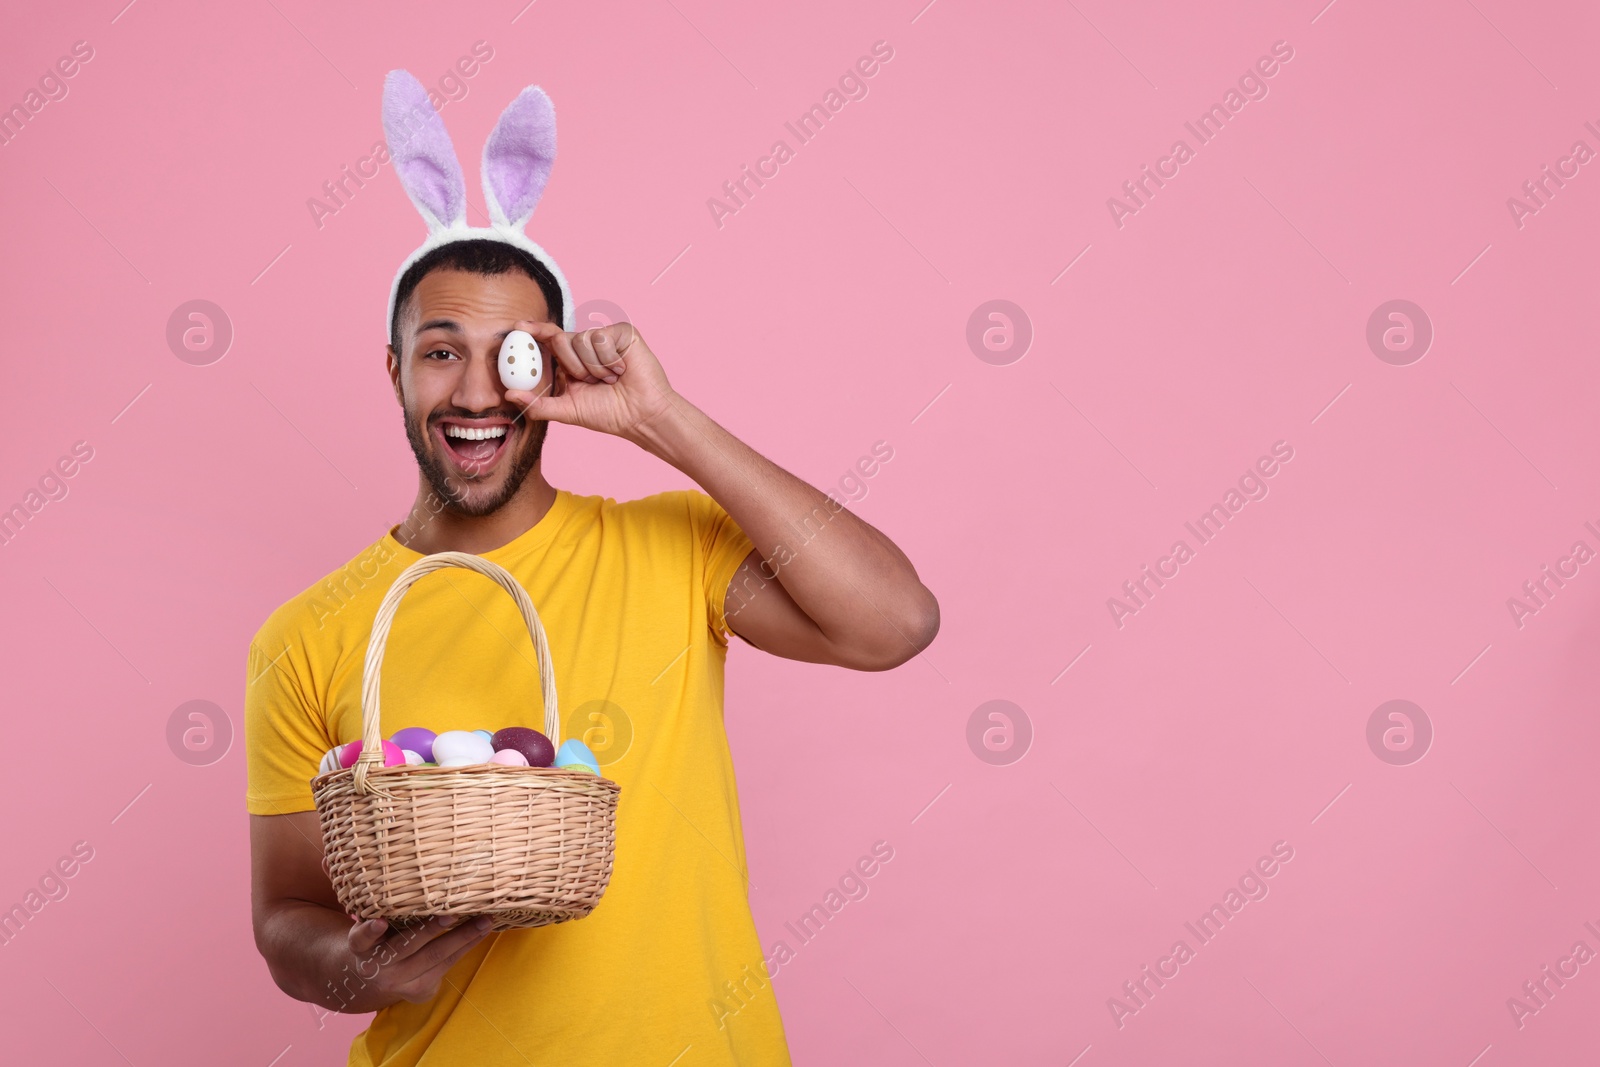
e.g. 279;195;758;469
386;344;404;406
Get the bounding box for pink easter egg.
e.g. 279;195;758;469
339;740;405;768
488;748;529;767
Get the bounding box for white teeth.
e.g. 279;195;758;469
443;425;508;441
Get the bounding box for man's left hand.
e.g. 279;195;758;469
506;321;679;445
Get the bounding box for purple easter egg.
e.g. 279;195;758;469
491;726;555;768
390;727;437;763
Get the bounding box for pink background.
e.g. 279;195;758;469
2;0;1597;1063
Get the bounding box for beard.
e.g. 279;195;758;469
402;403;548;518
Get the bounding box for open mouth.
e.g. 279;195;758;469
436;419;515;476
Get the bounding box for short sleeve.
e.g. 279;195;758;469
687;490;757;646
243;621;332;816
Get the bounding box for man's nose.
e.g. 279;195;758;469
452;347;504;411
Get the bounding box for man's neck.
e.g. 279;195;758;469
395;470;559;556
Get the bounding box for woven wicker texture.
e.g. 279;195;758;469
312;551;620;931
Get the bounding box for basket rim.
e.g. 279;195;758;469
313;761;621;793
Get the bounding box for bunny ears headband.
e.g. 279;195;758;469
382;69;576;337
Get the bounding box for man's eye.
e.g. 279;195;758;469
424;349;459;361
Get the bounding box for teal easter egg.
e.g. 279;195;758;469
554;739;601;774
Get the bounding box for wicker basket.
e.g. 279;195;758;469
312;551;620;932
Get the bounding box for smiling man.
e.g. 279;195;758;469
244;231;939;1067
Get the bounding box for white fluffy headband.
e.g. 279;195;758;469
382;69;576;338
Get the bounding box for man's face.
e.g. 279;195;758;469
387;268;554;516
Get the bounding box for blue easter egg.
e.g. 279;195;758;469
554;738;601;774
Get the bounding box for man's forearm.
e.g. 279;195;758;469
631;391;936;646
259;901;404;1015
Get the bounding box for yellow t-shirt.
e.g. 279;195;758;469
244;488;792;1067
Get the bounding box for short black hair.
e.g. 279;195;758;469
389;238;564;354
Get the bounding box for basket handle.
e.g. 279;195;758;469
352;551;560;796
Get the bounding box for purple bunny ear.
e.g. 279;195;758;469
481;86;556;230
382;70;466;232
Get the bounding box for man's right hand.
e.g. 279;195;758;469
344;914;496;1005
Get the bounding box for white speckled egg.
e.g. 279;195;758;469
498;330;543;392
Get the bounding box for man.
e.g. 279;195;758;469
244;233;939;1066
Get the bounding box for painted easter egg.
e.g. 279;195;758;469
553;739;601;775
488;748;529;766
498;329;544;392
339;739;405;768
390;727;437;763
491;726;555;768
433;730;495;767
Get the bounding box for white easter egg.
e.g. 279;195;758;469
402;749;426;766
498;330;543;392
317;747;342;774
433;730;495;767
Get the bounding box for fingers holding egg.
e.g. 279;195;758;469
571;328;616;383
590;328;625;379
525;322;596;385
